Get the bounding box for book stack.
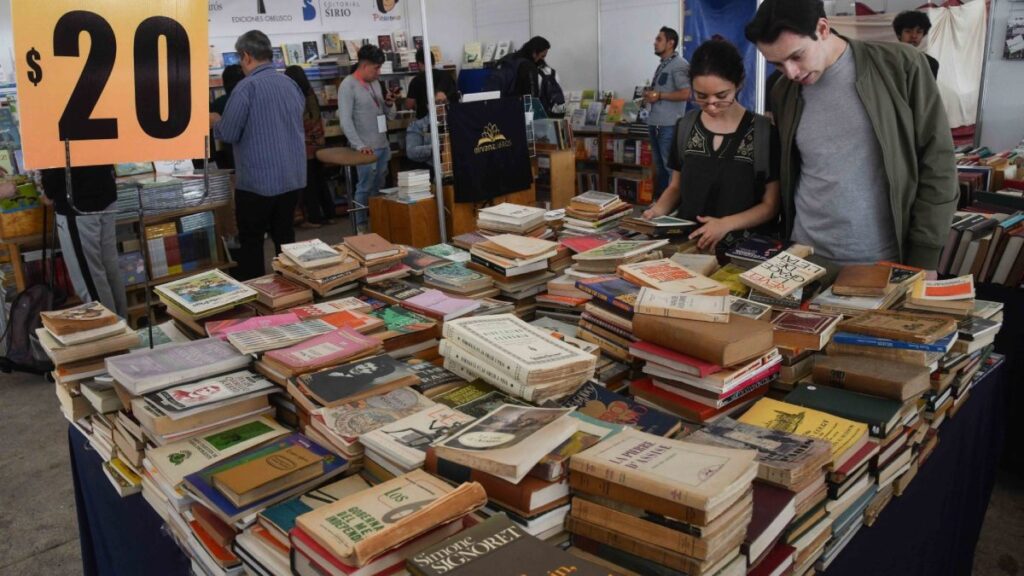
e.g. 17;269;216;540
438;314;597;403
290;470;487;576
574;275;641;363
155;269;259;334
567;428;758;575
421;242;471;263
807;263;914;316
423;262;498;299
476;203;548;237
39;302;137;404
272;242;366;298
244;273;314;313
828;309;959;368
570;239;668;275
396;169;432;202
367;305;442;357
254;325;384;383
620;214;698;237
628;299;777;424
535;274;592;324
936;210;1024;283
738;397;872;572
224;309;383;356
562;191;632;236
401;246;448;276
467;234;560;301
903;275;976;316
687;417;832;572
343;234;411;285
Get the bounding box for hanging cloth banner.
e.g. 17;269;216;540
449;98;532;203
683;0;759;111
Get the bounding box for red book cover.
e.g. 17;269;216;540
245;274;308;298
560;236;612;254
188;520;240;567
748;542;796;576
832;440;880;477
630;377;768;422
320;309;384;334
744;482;796;564
264;327;380;371
629;340;721;378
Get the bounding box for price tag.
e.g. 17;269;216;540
12;0;208;169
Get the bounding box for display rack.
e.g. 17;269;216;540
574;129;655;204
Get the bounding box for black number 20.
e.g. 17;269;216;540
53;11;192;141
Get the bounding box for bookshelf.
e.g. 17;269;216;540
534;149;577;209
573;130;655;204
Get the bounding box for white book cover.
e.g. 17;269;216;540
154;269;257;316
281;239;343;269
360;405;474;470
740;252;826;298
635;288;730;322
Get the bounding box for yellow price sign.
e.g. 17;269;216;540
12;0;208;169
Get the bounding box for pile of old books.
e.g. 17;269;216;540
155;269;258;335
570;239;668;276
562;191;632;236
467;234;559;302
396;169;432;202
620;214;698;237
438;314;597;403
423;262;498;299
808;263;920;316
567;428;759;575
273;239;367;297
343;233;411;285
476;203;547;237
738;249;826;312
243;273;313;314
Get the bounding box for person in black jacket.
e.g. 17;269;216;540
893;11;939;78
513;36;551;98
39;166;127;317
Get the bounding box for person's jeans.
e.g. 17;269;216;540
649;124;677;201
354;146;391;227
234;188;299;280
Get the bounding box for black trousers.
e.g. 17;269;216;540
302;159;336;224
234;188;299;280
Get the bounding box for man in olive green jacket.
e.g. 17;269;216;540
746;0;957;269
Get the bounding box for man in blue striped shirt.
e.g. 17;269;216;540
211;30;306;280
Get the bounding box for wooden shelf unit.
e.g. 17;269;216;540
573;130;655;203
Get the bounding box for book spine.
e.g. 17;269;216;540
568;470;707;525
831;333;946;352
469;254;510;275
438;340;536;401
569;498;707;559
440;324;530;383
574;283;635;314
713;369;778;408
565;517;708;574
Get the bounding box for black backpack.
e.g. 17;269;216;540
538;65;565;114
484;54;528;97
0;206;62;374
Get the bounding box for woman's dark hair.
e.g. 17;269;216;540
745;0;826;44
284;65;313;96
892;11;932;36
221;64;245;95
517;36;551;59
688;37;746;88
376;0;399;13
357;44;386;65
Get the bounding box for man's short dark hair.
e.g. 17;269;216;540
893;11;932;37
358;44;386;65
660;27;680;51
235;30;273;62
745;0;826;44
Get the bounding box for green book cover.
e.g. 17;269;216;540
784;383;902;438
370;306;436;334
425;263;486;285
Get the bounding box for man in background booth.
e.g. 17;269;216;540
893;10;940;78
645;26;692;200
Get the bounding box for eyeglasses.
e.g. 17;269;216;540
692;92;736;108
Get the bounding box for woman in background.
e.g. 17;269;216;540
285;65;335;227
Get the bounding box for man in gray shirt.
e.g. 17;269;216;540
644;26;691;200
340;45;397;230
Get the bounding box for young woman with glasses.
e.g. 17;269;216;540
643;37;781;252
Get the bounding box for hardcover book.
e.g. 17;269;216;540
738;397;868;466
300;354;419;406
433;405;579;483
832;265;892;297
406;514;614;576
570;428;758;516
838;310;957;344
294;469;486;567
739;253;825;299
154;269;257;318
184;433;348;524
144;370;276;414
106;338;250;396
785;383;903;438
558;380;682;437
811;354;930;401
574;276;641;314
618;259;728;295
244;274;313;309
686;417;831;488
345;233;401;261
281;239;344;269
770;310;842;350
212;444;325;507
633;313;774;367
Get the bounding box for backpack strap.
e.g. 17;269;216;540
751;113;771;185
674;109;701;163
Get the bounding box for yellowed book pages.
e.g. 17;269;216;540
738;397;867;465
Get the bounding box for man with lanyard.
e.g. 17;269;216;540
644;26;692;200
339;45;397;231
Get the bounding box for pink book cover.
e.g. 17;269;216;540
264;327;380;370
560;236;612;254
205;313;300;339
629;340;722;378
402;289;479;316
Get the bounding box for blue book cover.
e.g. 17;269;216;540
574;277;639;314
831;331;955;352
183;433;348;523
557;380;681;437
